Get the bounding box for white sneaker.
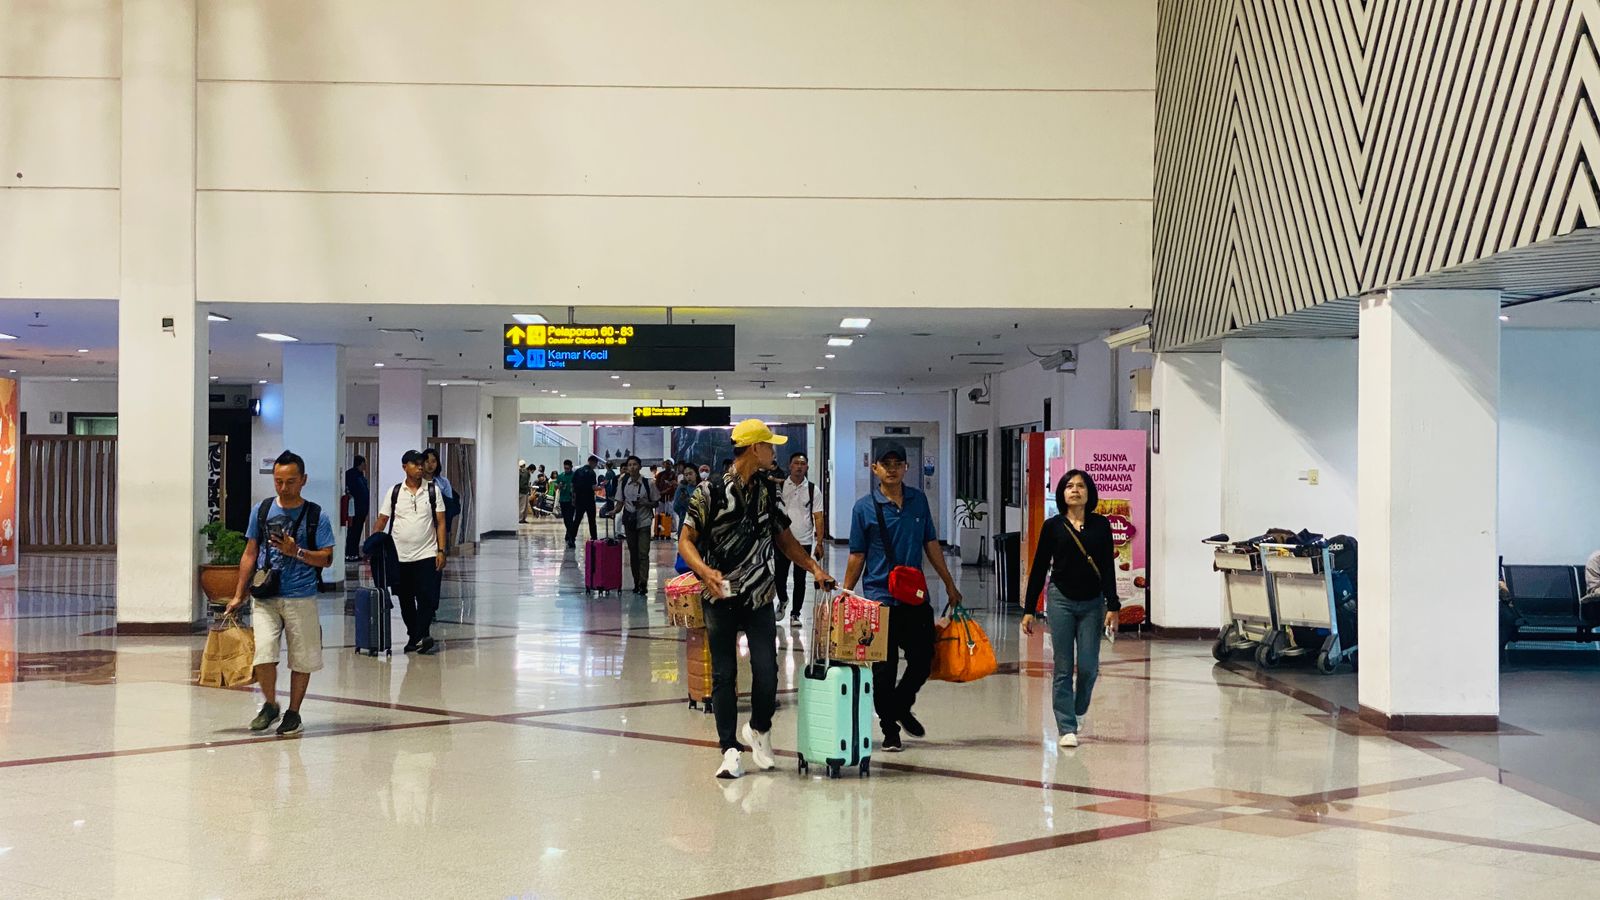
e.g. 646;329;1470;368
1059;732;1079;748
742;722;776;771
715;748;745;780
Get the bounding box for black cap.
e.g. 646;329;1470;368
401;449;427;465
875;443;908;464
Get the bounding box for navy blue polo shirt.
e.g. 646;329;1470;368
849;485;938;605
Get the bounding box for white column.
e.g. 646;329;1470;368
1358;289;1501;727
476;396;521;535
377;369;425;496
117;0;204;630
282;344;345;582
1219;338;1359;537
1149;352;1224;630
440;385;479;438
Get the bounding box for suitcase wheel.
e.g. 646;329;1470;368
798;756;808;775
827;763;842;779
859;759;870;777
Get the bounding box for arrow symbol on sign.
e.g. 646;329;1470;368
505;349;524;368
505;325;526;346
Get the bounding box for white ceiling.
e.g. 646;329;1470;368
0;301;1146;399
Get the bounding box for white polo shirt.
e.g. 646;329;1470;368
380;481;441;563
780;477;818;545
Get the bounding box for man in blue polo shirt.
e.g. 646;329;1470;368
843;443;963;752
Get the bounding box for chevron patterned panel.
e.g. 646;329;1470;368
1154;0;1600;351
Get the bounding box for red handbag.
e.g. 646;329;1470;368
875;497;928;605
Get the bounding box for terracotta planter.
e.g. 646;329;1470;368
198;564;240;603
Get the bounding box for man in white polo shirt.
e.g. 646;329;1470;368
774;452;825;628
372;450;448;655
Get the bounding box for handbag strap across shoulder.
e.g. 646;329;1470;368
873;493;900;569
1061;516;1102;581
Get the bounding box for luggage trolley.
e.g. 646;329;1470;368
1206;537;1276;664
1258;540;1357;673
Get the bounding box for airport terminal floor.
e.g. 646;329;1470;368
4;532;1600;899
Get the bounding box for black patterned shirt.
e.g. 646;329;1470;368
686;471;791;609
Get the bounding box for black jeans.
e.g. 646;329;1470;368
704;597;779;752
393;559;440;643
622;519;650;590
773;553;808;616
570;500;597;543
872;602;936;738
345;515;366;559
560;501;577;543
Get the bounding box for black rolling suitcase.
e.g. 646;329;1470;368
355;533;398;656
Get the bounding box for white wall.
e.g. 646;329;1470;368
828;393;954;541
18;380;118;434
183;0;1154;312
1499;330;1600;564
344;382;444;440
1220;339;1358;537
250;383;285;502
1149;353;1224;629
0;0;121;300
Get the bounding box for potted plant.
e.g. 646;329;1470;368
198;521;248;603
955;498;988;566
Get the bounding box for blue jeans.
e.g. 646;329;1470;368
1048;593;1105;735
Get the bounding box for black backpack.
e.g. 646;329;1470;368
388;481;440;531
254;499;325;588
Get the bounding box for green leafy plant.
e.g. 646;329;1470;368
955;498;988;529
199;521;248;566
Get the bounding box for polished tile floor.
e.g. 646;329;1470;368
2;530;1599;898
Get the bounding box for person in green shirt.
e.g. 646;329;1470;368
553;459;578;547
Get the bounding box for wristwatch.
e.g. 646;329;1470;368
295;548;306;561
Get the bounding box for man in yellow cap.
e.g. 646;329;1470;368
679;419;835;780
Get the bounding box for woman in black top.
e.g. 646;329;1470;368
1021;470;1120;748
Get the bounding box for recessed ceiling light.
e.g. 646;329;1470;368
7;369;16;374
76;348;89;353
815;366;825;370
259;379;268;384
559;393;567;397
513;313;548;325
207;313;231;323
824;354;836;359
70;378;80;382
1498;315;1510;322
209;376;218;381
804;385;813;390
373;362;385;368
827;337;854;347
840;318;872;330
0;333;15;340
610;375;620;380
622;383;631;388
257;333;298;342
786;392;802;398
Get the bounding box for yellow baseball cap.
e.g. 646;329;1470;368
731;419;787;448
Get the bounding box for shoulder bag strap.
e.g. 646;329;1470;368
1061;517;1102;581
872;494;900;569
302;502;321;551
254;500;272;569
387;484;401;534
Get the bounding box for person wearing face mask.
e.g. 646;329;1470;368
1021;469;1119;749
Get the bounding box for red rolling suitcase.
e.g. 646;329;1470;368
585;538;624;595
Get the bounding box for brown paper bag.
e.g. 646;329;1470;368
199;616;257;687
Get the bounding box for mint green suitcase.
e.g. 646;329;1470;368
796;662;873;778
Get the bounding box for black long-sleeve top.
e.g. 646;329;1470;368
1023;513;1121;615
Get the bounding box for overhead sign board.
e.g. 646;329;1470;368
633;406;732;427
503;324;735;372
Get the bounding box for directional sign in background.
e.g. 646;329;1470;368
503;324;734;372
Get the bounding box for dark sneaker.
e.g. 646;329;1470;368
403;640;420;653
774;599;787;619
789;615;802;629
881;733;904;753
275;710;303;736
416;637;438;655
900;712;926;738
249;702;281;732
